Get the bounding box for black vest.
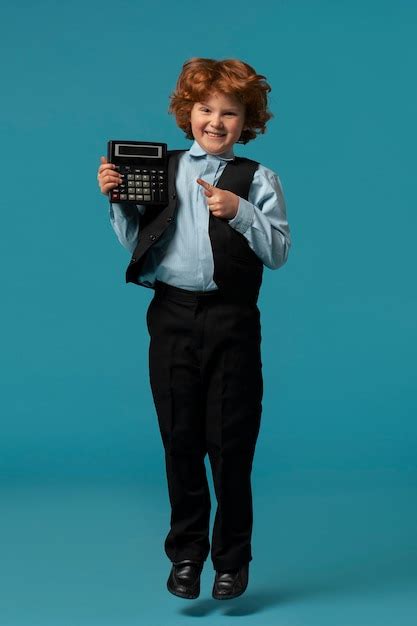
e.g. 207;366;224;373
126;149;263;304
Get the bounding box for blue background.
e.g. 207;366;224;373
1;0;416;624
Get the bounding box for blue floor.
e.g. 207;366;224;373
2;470;417;626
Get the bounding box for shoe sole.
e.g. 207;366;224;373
212;586;247;600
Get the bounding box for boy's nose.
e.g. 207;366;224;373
209;127;223;133
210;115;224;128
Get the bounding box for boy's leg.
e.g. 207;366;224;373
146;290;211;565
202;299;263;572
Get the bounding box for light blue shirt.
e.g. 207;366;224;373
109;139;291;291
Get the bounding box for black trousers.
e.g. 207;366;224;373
146;280;263;571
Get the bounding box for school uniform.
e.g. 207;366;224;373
109;140;291;571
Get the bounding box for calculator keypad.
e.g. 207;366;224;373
110;166;168;204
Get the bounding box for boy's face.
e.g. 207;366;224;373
190;91;246;155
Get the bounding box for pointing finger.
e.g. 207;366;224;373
196;178;214;196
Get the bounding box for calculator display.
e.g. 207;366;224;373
115;144;163;158
108;140;168;206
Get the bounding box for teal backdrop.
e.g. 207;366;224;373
1;1;416;625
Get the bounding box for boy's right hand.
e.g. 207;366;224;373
97;156;124;196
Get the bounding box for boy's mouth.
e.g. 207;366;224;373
205;131;226;138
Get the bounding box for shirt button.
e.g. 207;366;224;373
166;217;173;222
171;193;176;199
149;234;156;241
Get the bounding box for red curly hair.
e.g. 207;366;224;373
169;57;273;144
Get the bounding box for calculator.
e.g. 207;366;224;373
107;140;168;205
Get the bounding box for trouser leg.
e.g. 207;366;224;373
202;300;263;571
147;294;211;564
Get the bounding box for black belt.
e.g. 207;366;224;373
154;280;222;303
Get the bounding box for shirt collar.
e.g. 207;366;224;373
188;139;235;161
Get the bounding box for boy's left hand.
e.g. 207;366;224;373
197;178;239;220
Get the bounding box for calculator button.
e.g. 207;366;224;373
128;181;135;187
135;181;142;187
111;193;119;201
143;182;150;188
144;195;151;201
120;194;127;200
136;195;144;201
151;169;157;174
128;194;136;200
142;169;149;174
158;170;164;174
158;175;164;180
142;175;150;181
127;174;134;180
135;174;142;180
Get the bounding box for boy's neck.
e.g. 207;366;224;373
190;139;235;161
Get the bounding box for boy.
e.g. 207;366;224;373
97;57;291;600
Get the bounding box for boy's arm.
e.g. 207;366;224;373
227;165;291;269
109;203;146;254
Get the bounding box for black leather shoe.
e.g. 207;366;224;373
212;563;249;600
167;560;203;599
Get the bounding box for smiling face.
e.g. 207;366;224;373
190;91;246;155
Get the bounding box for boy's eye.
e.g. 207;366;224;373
198;107;237;116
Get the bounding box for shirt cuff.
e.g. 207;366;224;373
228;197;255;234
